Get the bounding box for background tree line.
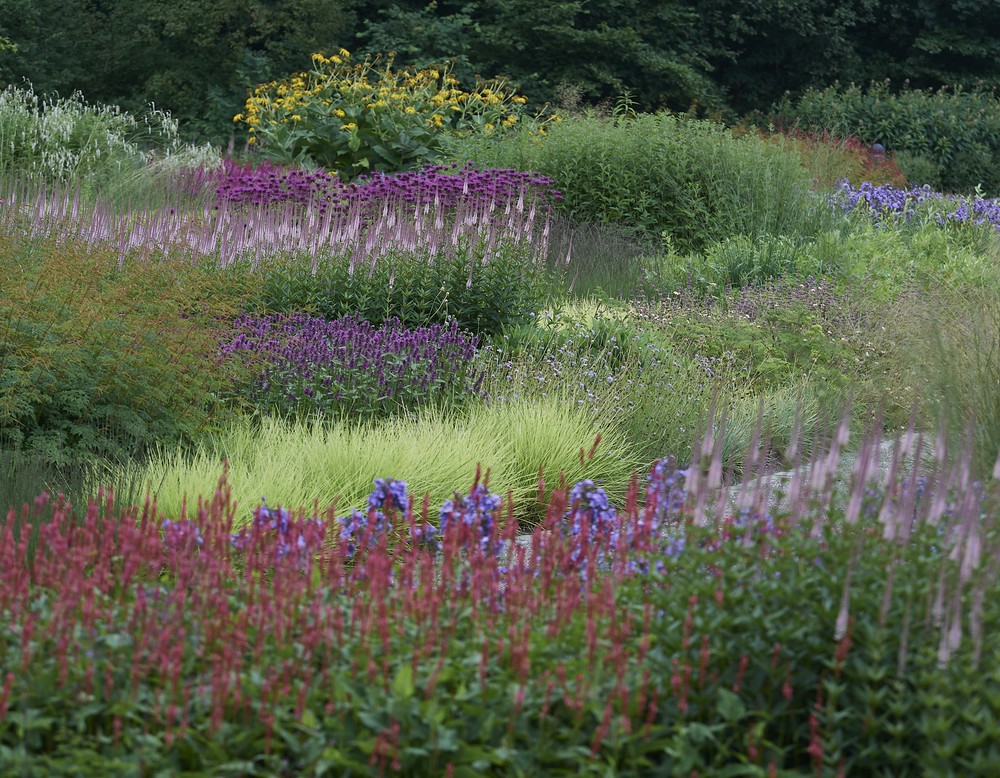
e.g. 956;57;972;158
2;0;999;144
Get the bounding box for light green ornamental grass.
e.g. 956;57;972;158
107;397;643;531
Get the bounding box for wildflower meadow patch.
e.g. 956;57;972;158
2;430;999;775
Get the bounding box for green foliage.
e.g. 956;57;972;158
882;281;1000;480
0;83;180;187
107;399;641;530
892;151;944;189
777;82;1000;194
0;233;255;469
0;0;359;143
358;0;725;114
450;111;824;253
259;243;546;340
541;215;658;300
5;457;1000;774
478;300;745;469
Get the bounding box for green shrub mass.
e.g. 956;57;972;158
0;233;254;466
260;242;545;340
777;82;1000;194
451;112;825;253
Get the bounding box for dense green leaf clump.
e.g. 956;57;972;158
451;112;825;253
776;82;1000;194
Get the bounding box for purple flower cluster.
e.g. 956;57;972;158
219;313;481;418
439;483;505;556
830;180;1000;230
230;499;327;567
346;163;562;212
212;160;562;215
213;159;342;210
339;478;412;557
161;519;204;553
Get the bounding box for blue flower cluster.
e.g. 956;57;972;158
439;483;505;556
160;519;204;552
560;480;620;579
830;180;1000;230
339;478;412;557
230;499;326;566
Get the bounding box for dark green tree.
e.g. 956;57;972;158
358;0;724;113
0;0;359;143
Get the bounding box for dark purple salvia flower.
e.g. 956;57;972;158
219;313;482;418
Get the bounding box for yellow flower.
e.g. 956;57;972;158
343;122;357;131
233;113;244;123
333;109;346;119
291;114;302;122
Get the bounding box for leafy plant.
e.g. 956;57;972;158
236;48;551;179
450;110;826;253
776;82;1000;194
0;232;253;468
260;240;547;340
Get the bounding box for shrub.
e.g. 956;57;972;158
762;127;908;189
0;83;219;204
449;111;825;253
775;81;1000;194
0;232;253;468
630;278;891;439
218;313;483;421
235;48;550;180
260;239;546;340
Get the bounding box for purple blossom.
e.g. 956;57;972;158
219;313;482;418
161;519;203;552
338;479;411;558
213;160;562;216
230;499;327;568
830;180;1000;230
439;483;505;556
